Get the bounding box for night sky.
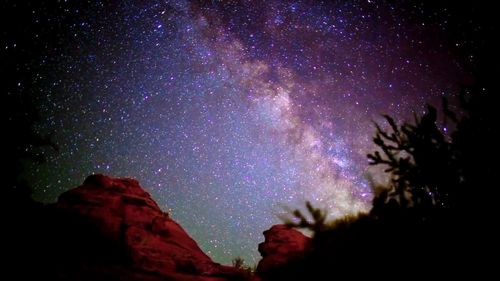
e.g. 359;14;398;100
3;0;483;264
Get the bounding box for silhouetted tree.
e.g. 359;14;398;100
286;201;327;233
368;85;495;223
368;105;457;217
230;257;254;281
2;1;60;208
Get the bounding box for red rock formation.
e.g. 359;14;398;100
55;174;243;281
256;224;310;276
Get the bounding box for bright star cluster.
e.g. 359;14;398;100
11;0;473;264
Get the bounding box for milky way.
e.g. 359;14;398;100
22;0;467;264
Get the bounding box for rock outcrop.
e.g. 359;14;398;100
51;174;242;281
9;174;316;281
256;224;310;277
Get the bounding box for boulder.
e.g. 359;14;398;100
256;224;310;276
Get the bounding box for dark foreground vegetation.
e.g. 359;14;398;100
261;83;496;280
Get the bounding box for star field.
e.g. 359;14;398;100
7;0;476;264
